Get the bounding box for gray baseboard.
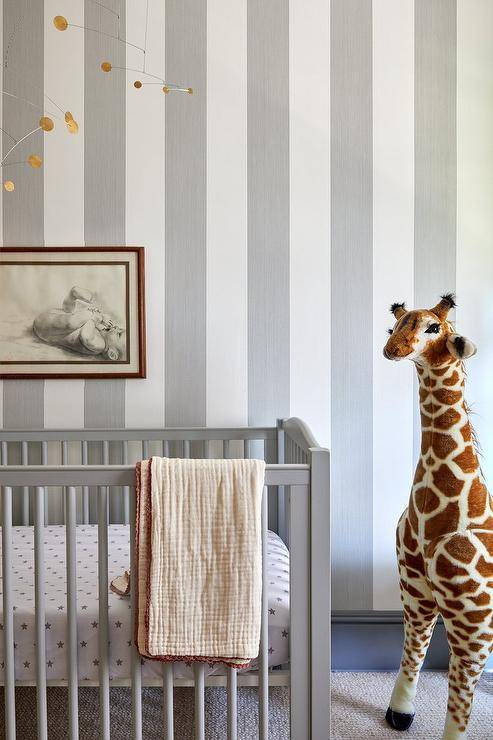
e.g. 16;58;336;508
331;611;450;671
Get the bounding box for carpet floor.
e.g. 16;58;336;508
0;686;290;739
7;672;491;739
331;671;493;739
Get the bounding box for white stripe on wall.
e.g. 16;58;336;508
457;0;493;489
289;0;330;448
372;0;415;610
124;0;166;428
43;0;85;429
206;0;248;427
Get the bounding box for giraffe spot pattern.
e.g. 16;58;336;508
444;536;476;564
435;554;468;579
433;465;464;497
421;431;458;460
476;556;493;578
425;501;460;540
433;388;463;405
443;370;460;386
468;479;488;518
469;593;490;607
476;532;493;556
422;402;441;416
414;460;426;484
434;407;462;430
414;487;440;514
454;446;479;474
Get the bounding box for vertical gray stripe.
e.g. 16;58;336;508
2;0;45;429
415;0;457;308
414;1;457;457
247;0;290;426
165;0;207;427
3;383;43;429
84;0;126;427
330;0;373;610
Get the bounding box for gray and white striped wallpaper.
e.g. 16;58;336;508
1;1;493;613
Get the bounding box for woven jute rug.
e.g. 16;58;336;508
1;686;290;739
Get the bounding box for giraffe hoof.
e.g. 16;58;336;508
385;707;415;731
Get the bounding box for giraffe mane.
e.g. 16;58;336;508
461;362;484;470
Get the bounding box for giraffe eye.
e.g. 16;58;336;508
425;323;440;334
387;328;393;335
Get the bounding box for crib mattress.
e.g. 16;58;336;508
0;525;289;682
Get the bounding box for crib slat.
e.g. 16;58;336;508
130;485;142;740
163;663;174;739
142;440;149;459
277;424;286;543
1;440;7;465
194;663;205;740
62;441;68;525
98;485;110;740
223;439;230;459
244;439;252;459
81;441;90;524
2;486;16;740
183;439;191;458
35;486;48;740
204;440;211;459
259;485;269;739
41;442;48;524
66;485;79;739
123;440;130;525
21;441;29;525
162;440;170;458
227;666;237;740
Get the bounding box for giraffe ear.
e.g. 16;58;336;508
446;333;477;359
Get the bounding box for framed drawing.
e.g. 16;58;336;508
0;247;146;379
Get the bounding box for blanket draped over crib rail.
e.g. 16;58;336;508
113;456;265;668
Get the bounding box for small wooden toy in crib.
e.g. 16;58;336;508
383;294;493;740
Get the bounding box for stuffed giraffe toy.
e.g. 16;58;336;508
383;294;493;740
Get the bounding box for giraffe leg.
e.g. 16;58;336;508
441;649;489;739
426;531;493;739
386;581;438;730
386;514;438;729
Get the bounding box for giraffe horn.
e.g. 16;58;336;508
390;302;406;320
431;293;456;320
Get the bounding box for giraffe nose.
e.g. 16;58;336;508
383;347;392;360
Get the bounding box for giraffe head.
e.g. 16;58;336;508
383;293;476;366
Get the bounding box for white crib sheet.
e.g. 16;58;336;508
0;525;290;682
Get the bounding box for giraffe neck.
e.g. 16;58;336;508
410;360;492;543
417;360;469;444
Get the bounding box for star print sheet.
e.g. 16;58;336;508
0;525;290;682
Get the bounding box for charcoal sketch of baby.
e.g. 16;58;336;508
33;286;126;361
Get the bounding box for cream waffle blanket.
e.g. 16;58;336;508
129;456;265;668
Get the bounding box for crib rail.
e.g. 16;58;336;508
0;426;280;529
0;461;326;739
0;464;309;488
0;426;277;442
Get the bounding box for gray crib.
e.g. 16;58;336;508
0;417;330;739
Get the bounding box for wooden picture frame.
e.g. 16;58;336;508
0;247;146;379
